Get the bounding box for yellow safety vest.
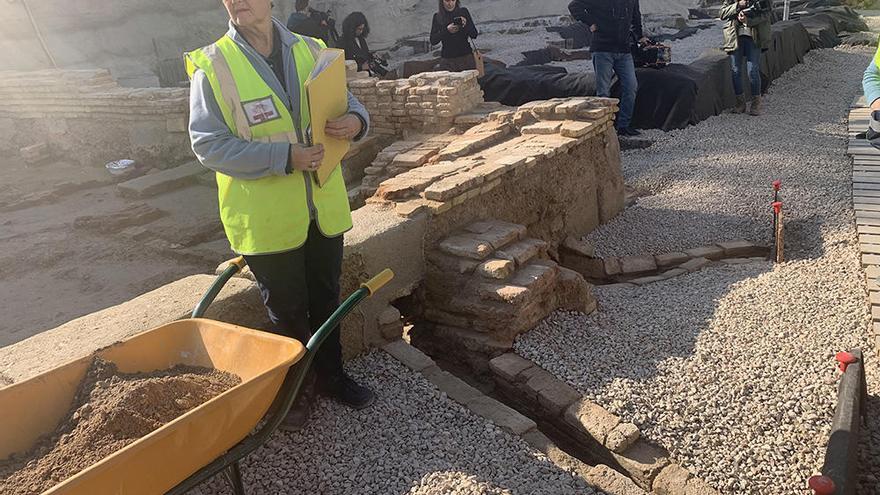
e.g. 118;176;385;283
875;36;880;68
185;33;352;255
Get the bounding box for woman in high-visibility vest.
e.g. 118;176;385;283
864;39;880;148
187;0;372;431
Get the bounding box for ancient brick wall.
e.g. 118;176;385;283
0;69;190;168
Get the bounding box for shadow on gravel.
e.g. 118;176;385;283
783;214;827;261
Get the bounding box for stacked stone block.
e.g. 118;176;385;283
358;97;620;220
0;69;190;167
411;219;595;372
358;135;458;199
347;70;484;136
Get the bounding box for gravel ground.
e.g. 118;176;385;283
190;351;600;495
517;47;880;494
587;47;874;257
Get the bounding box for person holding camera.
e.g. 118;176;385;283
568;0;647;137
287;0;337;46
340;12;391;78
720;0;771;115
430;0;479;72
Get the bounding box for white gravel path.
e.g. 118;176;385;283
517;47;879;494
586;47;873;257
191;351;600;495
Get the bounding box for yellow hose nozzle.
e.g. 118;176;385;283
362;269;394;296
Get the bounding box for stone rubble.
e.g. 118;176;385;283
414;220;595;373
358;96;619;218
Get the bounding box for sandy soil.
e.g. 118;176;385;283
0;156;231;348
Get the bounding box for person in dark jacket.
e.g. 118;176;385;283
340;12;373;72
430;0;479;72
287;0;336;46
720;0;771;115
568;0;647;136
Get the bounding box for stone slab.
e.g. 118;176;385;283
495;238;548;267
489;353;534;382
465;396;537;435
606;422;641;453
439;235;494;260
382;339;435;371
684;245;725;261
680;257;711;272
619;255;657;275
654;252;689;268
716;240;763;257
611;440;671;490
585;465;648;495
564;399;621;444
117;161;204;198
420;366;483;404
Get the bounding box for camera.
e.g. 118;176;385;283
368;55;389;77
741;0;771;18
452;16;465;27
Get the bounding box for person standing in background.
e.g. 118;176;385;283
720;0;771;116
430;0;479;72
568;0;646;137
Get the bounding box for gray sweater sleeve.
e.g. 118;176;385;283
189;69;290;180
189;69;371;180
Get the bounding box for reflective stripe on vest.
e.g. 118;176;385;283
185;33;352;255
875;35;880;68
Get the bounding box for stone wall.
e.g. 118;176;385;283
347;70;485;136
0;69;190;168
0;0;294;86
362;96;625;250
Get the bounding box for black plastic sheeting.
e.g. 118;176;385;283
480;65;596;107
625;20;812;130
479;9;837;130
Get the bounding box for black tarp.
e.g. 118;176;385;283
796;13;842;47
480;65;596;106
477;7;850;130
619;22;810;129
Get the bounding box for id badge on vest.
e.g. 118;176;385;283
241;96;282;127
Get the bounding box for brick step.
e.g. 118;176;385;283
437;220;528;260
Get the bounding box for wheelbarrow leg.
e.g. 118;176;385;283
223;461;246;495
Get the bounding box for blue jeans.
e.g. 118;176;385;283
730;35;761;97
593;52;638;130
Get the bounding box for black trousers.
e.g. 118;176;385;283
243;222;344;381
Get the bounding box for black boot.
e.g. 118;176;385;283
320;372;375;410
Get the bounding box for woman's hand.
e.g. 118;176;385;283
447;23;461;34
290;143;325;172
590;24;598;32
737;11;746;22
325;113;363;141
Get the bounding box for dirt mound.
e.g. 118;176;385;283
0;357;240;495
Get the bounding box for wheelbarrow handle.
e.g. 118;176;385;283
191;256;246;319
361;268;394;296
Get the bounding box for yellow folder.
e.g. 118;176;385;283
304;48;350;187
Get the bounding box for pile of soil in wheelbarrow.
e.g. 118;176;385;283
0;357;240;495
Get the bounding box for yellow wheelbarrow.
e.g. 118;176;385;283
0;257;393;495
